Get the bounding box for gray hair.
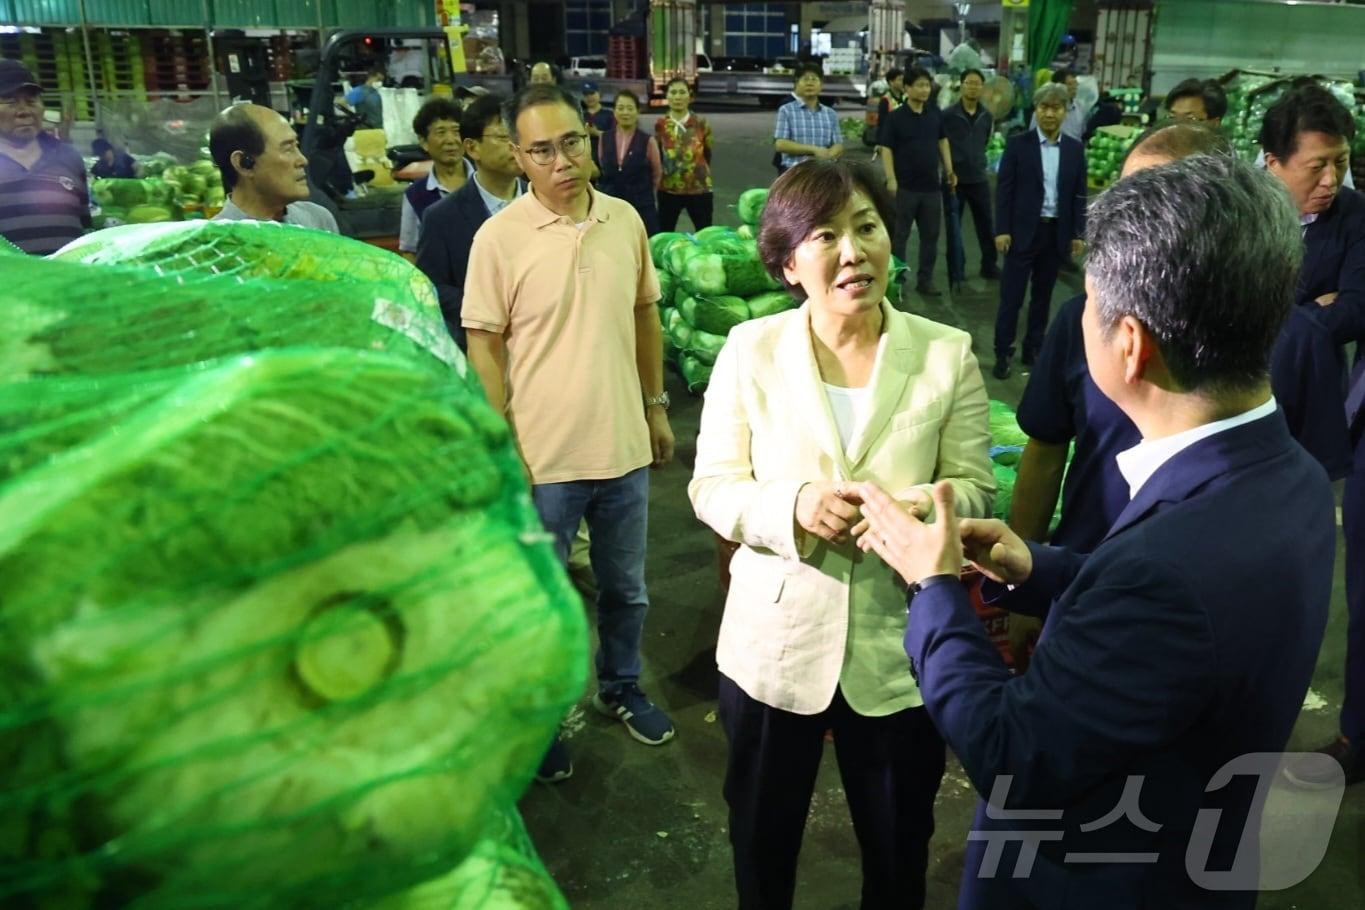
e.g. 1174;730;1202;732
1034;83;1069;108
1085;154;1301;394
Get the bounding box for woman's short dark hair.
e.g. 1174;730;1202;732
664;76;690;95
1259;83;1356;163
1164;78;1228;120
412;97;463;142
460;94;505;142
758;159;896;301
614;89;641;110
905;66;932;87
208;103;266;193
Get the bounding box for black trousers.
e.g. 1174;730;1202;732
718;673;946;910
994;219;1061;362
892;189;941;287
956;180;997;273
658;191;714;233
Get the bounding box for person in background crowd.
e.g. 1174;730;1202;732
1049;68;1087;142
1164;78;1228;127
355;67;386;130
528;61;557;87
690;157;994;910
415;93;523;348
1254;77;1355;190
580;81;615;148
774;64;842;174
1082;85;1124;144
875;67;906;133
463;84;675;783
0;59;89;254
1004;123;1218;667
454;83;490;110
859;153;1336;910
209;102;338;233
1261;83;1365;791
880;66;956;298
655;77;713;232
942;67;999;293
90;137;137;178
992;82;1086;380
599;89;661;234
398;97;471;259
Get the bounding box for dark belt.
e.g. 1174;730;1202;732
1039;216;1058;223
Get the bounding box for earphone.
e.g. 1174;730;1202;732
240;153;256;169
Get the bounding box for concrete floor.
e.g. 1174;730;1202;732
518;107;1364;909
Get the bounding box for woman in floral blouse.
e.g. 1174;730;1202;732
654;77;714;232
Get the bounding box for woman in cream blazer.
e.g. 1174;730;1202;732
689;159;994;909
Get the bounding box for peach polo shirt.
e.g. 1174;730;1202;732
462;187;660;484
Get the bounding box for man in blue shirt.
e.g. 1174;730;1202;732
773;65;842;173
992;82;1087;379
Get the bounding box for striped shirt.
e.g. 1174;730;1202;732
0;133;90;255
774;96;841;169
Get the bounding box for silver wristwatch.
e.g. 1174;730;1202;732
644;391;671;411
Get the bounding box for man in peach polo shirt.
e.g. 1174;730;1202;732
463;84;676;783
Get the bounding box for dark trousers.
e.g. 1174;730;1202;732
893;189;941;287
658;191;714;233
718;673;946;910
995;219;1061;362
1341;441;1365;743
956;180;996;275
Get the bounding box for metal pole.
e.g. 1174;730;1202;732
203;0;223;110
75;0;100;127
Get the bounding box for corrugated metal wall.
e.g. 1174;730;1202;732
3;0;435;28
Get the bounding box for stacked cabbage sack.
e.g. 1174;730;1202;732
1;221;584;909
652;216;797;393
987;399;1067;532
1086;126;1138;189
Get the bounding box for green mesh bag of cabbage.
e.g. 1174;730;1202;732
0;348;587;908
3;254;462;384
51;219;441;318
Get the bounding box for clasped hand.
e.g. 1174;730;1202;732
795;482;929;546
854;481;1034;588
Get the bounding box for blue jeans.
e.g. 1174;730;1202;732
532;467;651;696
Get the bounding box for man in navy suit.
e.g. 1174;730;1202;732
858;155;1337;909
1260;83;1365;790
415;94;524;350
992;82;1087;380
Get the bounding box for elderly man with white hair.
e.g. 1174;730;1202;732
991;81;1088;380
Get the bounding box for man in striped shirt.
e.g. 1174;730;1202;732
0;60;89;255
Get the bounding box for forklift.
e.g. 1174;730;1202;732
296;28;466;244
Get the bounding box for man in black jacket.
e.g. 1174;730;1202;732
415;94;523;349
991;82;1087;379
943;68;998;291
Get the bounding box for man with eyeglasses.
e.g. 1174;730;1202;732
462;84;676;784
0;60;90;254
1163;78;1227;127
416;93;524;348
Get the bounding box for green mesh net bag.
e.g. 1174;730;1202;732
50;220;441;319
988;399;1030;449
2;243;585;906
3;254;462;384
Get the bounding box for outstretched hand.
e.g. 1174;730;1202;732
958;517;1033;586
855;481;964;585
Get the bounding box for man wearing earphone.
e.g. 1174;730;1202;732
209;102;338;232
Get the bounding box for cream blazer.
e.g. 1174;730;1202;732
688;300;995;716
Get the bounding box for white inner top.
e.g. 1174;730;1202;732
824;383;873;450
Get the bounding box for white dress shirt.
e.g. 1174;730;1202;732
1038;127;1061;219
1115;397;1278;499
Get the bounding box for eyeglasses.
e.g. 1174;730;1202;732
516;132;588;165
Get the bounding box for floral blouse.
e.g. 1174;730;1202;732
654;112;714;195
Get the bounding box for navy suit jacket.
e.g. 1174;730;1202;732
994;129;1087;255
1297;187;1365;347
906;412;1335;909
414;177;524;351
